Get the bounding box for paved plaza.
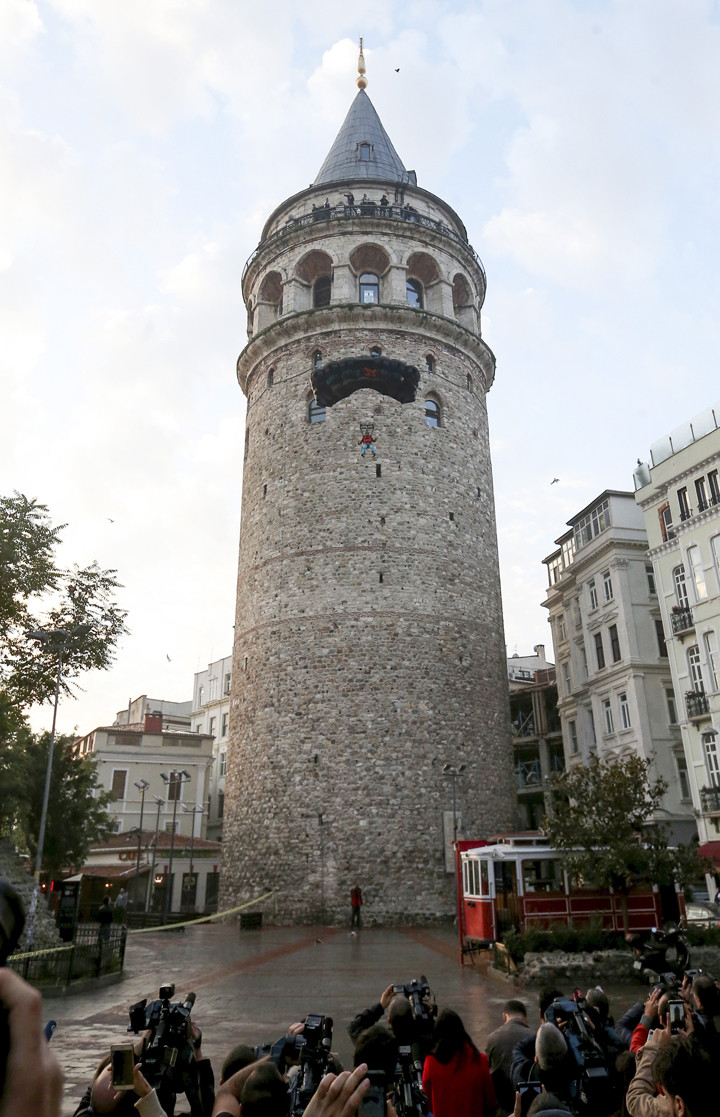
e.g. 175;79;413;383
48;922;536;1115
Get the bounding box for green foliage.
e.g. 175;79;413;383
542;755;704;918
684;923;720;948
11;731;114;878
502;920;625;963
0;492;128;714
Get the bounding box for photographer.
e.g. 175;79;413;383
212;1060;371;1117
348;980;435;1060
72;1047;164;1117
0;967;64;1117
626;1019;710;1117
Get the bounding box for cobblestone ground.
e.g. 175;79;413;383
45;923;637;1116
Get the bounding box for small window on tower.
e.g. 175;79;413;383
313;350;323;369
358;142;372;161
309;399;326;424
425;399;440;428
425;354;435;373
359;274;379;304
406;279;423;308
313;277;331;307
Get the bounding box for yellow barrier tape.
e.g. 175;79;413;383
12;943;74;961
127;890;275;934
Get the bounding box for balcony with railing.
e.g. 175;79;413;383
685;690;710;720
700;786;720;814
671;606;695;635
243;202;486;285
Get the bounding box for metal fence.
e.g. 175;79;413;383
9;924;127;989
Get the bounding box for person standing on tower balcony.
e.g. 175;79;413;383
350;883;363;928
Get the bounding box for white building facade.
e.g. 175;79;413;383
189;656;232;841
634;403;720;872
543;491;695;844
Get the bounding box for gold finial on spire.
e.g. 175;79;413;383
357;37;367;89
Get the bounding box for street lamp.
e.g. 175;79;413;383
133;780;150;910
146;795;165;914
24;623;91;949
181;803;204;912
442;763;466;844
160;771;191;922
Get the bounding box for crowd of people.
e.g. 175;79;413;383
0;967;716;1117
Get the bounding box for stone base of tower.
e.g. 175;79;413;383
219;611;515;926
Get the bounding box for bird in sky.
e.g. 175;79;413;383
166;654;172;662
551;478;559;485
107;517;115;522
395;68;400;72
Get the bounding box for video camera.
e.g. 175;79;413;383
544;993;611;1116
128;982;203;1116
255;1014;334;1117
393;1043;428;1117
391;975;436;1024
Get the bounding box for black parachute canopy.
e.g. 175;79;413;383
311;354;420;408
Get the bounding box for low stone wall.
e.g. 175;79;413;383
0;838;61;952
517;946;720;986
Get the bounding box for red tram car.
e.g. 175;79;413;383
455;833;685;964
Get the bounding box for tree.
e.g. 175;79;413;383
10;729;114;878
543;754;703;930
0;492;128;716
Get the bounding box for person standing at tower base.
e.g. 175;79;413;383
350;883;363;928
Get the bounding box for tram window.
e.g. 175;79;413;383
480;859;489;896
463;859;482;896
522;858;562;894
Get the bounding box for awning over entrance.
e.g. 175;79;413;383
698;841;720;865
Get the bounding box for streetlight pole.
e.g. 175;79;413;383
24;623;90;949
442;763;466;844
146;795;165;914
133;780;149;911
160;771;190;923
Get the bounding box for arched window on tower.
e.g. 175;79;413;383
466;373;473;391
369;346;382;357
267;369;274;389
425;399;441;428
425;354;435;373
358;142;372;161
309;399;326;424
406;279;423;308
359;273;379;304
313;349;323;369
313;276;331;307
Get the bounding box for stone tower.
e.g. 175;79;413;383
222;56;514;924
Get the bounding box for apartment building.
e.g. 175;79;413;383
634;402;720;871
542;491;694;843
189;655;232;841
508;645;565;828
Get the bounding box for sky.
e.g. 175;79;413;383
3;0;720;734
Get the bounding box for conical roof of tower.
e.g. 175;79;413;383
314;90;409;185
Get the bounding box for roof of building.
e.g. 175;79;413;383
314;90;409;185
89;724;212;737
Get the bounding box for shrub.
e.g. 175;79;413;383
500;921;625;963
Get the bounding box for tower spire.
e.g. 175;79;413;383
357;37;367;90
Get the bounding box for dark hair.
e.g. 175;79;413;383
241;1063;290;1117
692;975;720;1016
585;989;609;1025
430;1009;479;1064
353;1024;397;1081
221;1043;257;1082
503;999;527;1017
527;1093;571;1116
654;1035;711;1115
615;1051;636;1117
539;989;564;1019
388;995;414;1043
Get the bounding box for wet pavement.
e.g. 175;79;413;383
45;923;641;1116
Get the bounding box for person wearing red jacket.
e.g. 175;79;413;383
422;1009;497;1117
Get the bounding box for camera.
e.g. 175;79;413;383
391;976;435;1024
0;881;26;1098
667;998;686;1034
256;1015;334;1117
544;994;611;1114
393;1044;428;1117
128;982;202;1116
